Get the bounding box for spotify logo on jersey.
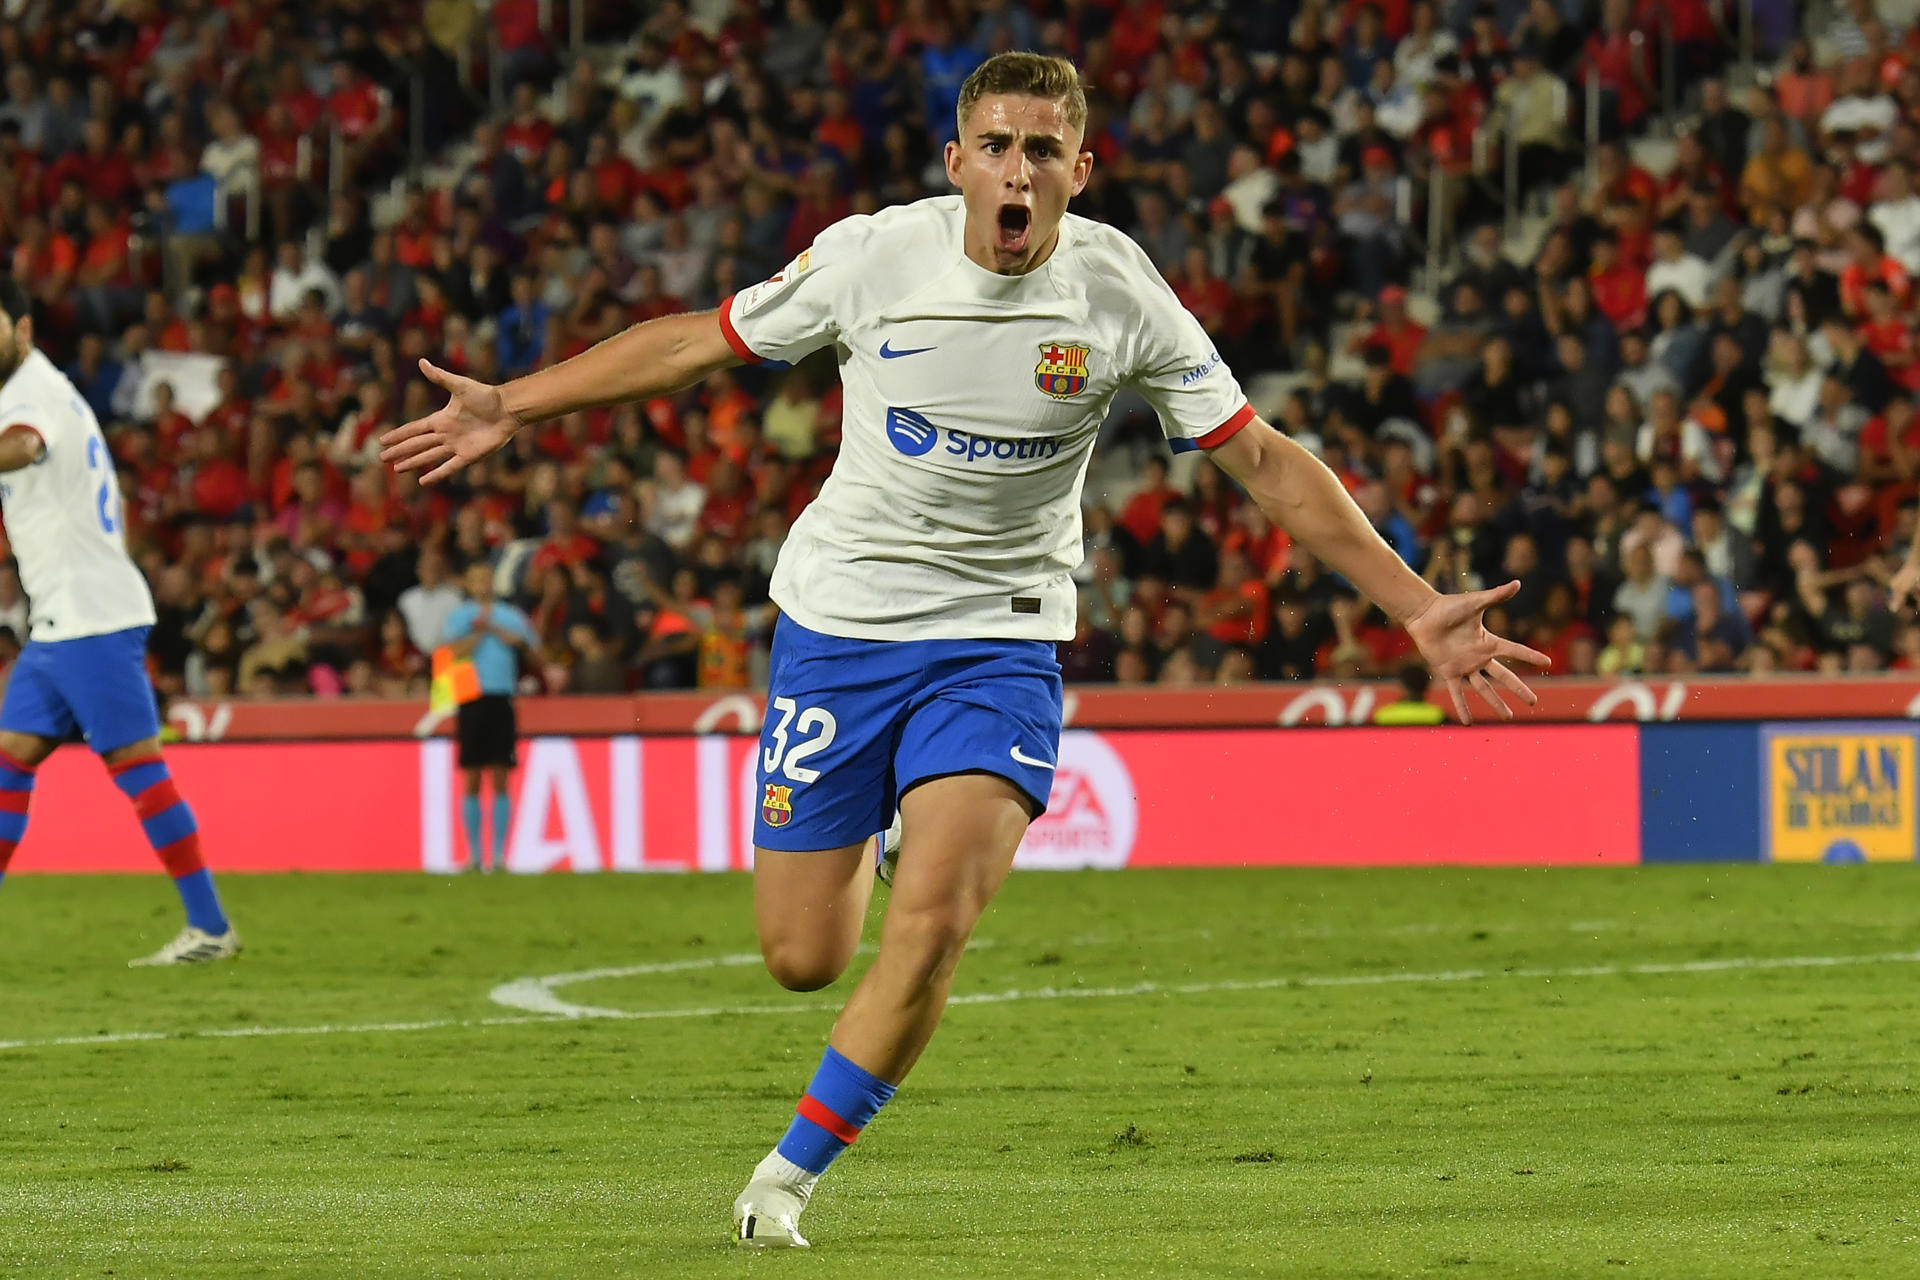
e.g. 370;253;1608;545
884;407;940;456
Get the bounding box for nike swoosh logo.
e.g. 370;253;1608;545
879;341;935;359
1009;744;1056;770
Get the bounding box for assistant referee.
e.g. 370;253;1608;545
441;561;538;871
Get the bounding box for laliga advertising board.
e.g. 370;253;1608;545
10;728;1641;873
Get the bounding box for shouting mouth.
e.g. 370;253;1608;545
996;203;1032;254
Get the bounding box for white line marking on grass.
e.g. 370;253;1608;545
4;948;1915;1055
486;946;1920;1018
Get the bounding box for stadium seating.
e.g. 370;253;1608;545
0;0;1909;697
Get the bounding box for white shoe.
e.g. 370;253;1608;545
129;925;242;968
871;809;903;887
733;1152;816;1248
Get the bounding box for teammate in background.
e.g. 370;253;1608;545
440;561;536;872
383;53;1546;1246
0;278;238;966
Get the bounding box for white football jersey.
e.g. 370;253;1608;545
723;195;1250;642
0;349;156;642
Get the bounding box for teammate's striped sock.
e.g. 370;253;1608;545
774;1046;897;1177
0;747;37;885
490;793;511;868
110;754;228;935
462;795;484;868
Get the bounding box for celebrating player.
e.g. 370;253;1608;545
383;53;1546;1246
0;279;238;966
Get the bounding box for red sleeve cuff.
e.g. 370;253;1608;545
1196;403;1256;450
716;294;764;364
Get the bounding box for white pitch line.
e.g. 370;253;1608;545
4;948;1916;1055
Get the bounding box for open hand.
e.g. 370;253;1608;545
379;359;522;484
1403;580;1551;725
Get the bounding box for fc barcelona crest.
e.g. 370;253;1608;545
762;783;794;828
1035;342;1092;399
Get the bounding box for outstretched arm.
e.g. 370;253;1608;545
381;309;740;483
1209;417;1549;722
1891;528;1920;611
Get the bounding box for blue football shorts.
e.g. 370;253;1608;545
752;616;1065;852
0;625;162;754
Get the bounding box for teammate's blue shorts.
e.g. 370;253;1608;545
0;626;161;755
753;617;1064;852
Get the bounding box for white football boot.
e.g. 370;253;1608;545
129;925;242;968
732;1151;818;1248
870;810;904;887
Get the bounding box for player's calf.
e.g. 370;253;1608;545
104;745;231;940
0;744;38;884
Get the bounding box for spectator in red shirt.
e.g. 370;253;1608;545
502;81;555;169
699;458;753;544
337;467;400;577
529;498;601;578
492;0;552;88
74;202;135;334
1588;236;1647;331
150;381;195;459
1840;223;1912;317
1119;456;1180;548
1856;281;1920;391
1351;285;1427;377
182;429;249;522
1582;0;1656;134
272;62;325;135
1198;549;1272;646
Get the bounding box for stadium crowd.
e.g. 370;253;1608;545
0;0;1917;698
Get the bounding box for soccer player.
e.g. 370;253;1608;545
383;53;1547;1246
440;560;537;872
0;279;238;966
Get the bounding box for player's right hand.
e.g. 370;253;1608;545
379;359;523;484
1892;562;1920;612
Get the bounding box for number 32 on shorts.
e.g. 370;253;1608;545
761;696;838;783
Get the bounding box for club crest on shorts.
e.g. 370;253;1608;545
762;783;794;828
1035;343;1091;399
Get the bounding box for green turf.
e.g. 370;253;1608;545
2;867;1918;1279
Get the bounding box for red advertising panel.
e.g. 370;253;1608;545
160;678;1920;742
10;726;1640;874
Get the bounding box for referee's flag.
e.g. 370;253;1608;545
430;646;481;713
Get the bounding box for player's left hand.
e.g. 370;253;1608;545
1403;580;1551;725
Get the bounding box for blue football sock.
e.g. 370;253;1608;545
775;1047;898;1177
173;869;228;935
110;753;226;934
461;795;483;867
491;793;511;867
0;747;35;884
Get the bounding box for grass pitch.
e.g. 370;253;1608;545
2;867;1918;1279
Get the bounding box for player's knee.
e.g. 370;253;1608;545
879;907;973;990
760;939;848;992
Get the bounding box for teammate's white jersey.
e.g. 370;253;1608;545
723;195;1250;642
0;349;155;642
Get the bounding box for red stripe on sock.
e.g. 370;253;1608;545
154;833;204;878
0;789;29;814
0;838;16;872
108;752;163;776
795;1094;861;1146
0;747;38;776
132;779;183;819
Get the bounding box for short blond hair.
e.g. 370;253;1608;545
955;52;1088;136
